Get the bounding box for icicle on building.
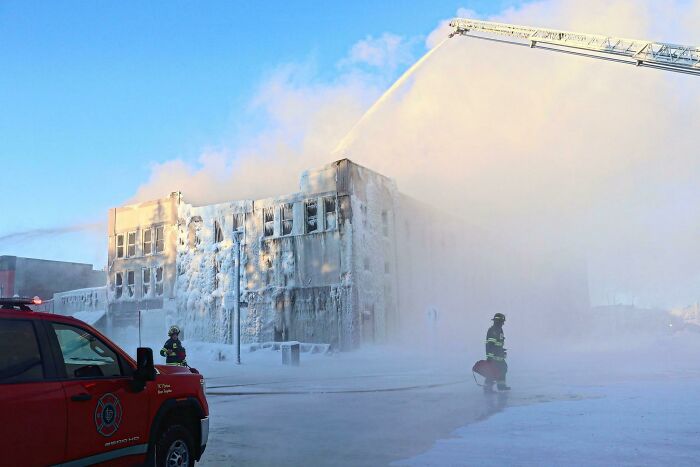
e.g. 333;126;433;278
106;159;590;349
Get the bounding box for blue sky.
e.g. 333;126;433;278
1;1;522;266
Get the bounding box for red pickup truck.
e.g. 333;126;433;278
0;297;209;466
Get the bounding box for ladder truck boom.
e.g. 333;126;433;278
449;18;700;76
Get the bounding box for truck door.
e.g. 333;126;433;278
0;318;66;466
47;322;150;465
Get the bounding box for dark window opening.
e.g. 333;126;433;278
115;272;123;299
188;218;202;249
127;232;136;257
155;225;165;253
214;258;221;290
305;199;318;233
142;268;150;296
214;220;224;243
155;266;164;296
324;197;337;230
143;229;152;255
232;213;244;233
281;203;293;236
126;270;135;298
116;234;124;258
263;207;275;237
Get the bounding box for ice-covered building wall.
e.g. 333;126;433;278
105;159;590;350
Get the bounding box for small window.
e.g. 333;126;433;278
155;266;164;296
142;268;151;296
214;220;224;243
50;323;122;378
281;203;293;236
363;257;370;271
305;199;318;234
324;197;337;230
213;259;220;290
263;207;275;237
127;232;137;257
381;211;389;237
126;270;135;298
384;261;391;274
0;320;44;383
115;272;123;299
188;218;201;249
155;225;165;253
116;234;125;259
143;229;152;256
232;213;244;233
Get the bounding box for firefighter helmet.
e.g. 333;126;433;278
168;325;181;336
492;313;506;322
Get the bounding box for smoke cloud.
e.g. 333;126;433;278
0;222;106;245
132;0;700;309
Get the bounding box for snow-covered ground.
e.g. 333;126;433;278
394;379;700;467
394;334;700;467
107;327;700;466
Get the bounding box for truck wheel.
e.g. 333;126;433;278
155;424;195;467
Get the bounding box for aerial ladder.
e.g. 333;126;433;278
449;18;700;76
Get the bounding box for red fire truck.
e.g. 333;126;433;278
0;297;209;466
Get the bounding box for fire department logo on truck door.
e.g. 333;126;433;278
94;393;123;437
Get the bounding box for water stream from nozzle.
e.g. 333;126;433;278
332;37;450;157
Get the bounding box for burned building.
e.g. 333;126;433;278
106;159;590;349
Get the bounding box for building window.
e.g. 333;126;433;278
384;261;391;274
155;266;164;296
143;229;152;256
281;203;293;236
232;213;244;233
115;272;123;299
305;199;318;233
214;220;224;243
381;211;389;237
126;270;135;298
116;234;125;258
213;258;220;290
363;257;370;271
155;225;165;253
263;207;274;237
188;218;201;249
127;232;137;257
142;268;151;296
324;197;337;230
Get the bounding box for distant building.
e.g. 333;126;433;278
106;159;590;349
0;255;105;300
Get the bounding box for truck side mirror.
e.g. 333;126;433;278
134;347;156;383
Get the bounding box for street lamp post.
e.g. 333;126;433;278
233;230;242;364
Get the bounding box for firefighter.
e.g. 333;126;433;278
160;325;187;366
485;313;511;392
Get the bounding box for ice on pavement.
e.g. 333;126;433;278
105;321;700;467
394;332;700;467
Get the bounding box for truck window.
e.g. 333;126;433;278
0;319;44;383
50;323;123;379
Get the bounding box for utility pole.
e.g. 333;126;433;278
233;230;242;364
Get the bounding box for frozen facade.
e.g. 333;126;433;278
106;159;590;350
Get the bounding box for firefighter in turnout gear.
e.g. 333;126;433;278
161;325;188;366
485;313;511;392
